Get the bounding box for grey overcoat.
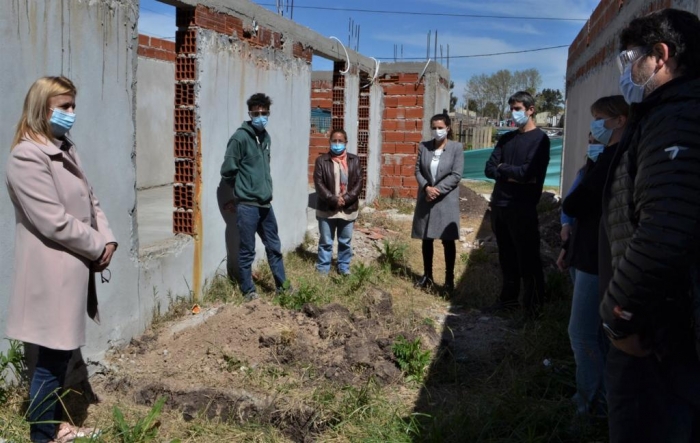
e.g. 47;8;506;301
411;139;464;240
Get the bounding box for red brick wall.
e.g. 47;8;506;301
178;5;312;64
308;79;333;184
566;0;672;88
138;35;176;62
379;73;425;198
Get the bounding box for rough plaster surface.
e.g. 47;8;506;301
136;57;175;189
365;83;384;202
344;74;360;155
197;31;311;288
0;0;139;358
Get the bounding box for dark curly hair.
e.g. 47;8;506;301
247;93;272;110
620;9;700;77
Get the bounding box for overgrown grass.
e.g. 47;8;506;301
372;196;415;215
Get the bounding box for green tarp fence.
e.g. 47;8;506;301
462;136;563;188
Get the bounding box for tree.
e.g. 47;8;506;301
482;102;500;119
449;81;458;113
467;99;478;112
535;88;564;115
464;68;543;120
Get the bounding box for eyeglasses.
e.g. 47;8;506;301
101;269;111;284
249;111;270;117
617;46;648;73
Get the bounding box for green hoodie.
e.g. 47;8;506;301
221;122;273;207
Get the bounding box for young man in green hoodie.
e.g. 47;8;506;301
221;93;288;301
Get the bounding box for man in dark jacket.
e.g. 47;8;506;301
599;9;700;442
221;93;289;301
485;91;550;315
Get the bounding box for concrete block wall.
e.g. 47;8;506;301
136;36;176;190
562;0;692;194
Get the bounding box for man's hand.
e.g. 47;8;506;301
611;334;652;357
223;201;236;212
560;225;572;242
93;243;117;272
556;249;568;272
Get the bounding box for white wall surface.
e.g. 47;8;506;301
136;57;175;189
197;32;311;290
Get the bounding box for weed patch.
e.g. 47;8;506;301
392;335;431;383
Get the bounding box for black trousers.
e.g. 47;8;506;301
421;239;456;283
606;345;700;442
490;204;545;311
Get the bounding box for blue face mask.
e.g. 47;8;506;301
511;110;529;127
590;118;614;146
50;108;76;138
251;115;268;130
330;143;346;155
619;64;655;105
587;144;605;162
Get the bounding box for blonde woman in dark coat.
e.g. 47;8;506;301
411;113;464;292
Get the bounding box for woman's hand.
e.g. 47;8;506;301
93;243;117;272
556;249;568;272
337;196;346;208
425;186;440;202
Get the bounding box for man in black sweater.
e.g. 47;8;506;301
485;91;550;315
599;9;700;442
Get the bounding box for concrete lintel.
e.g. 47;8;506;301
160;0;377;73
378;61;449;80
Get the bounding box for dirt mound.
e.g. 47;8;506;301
95;287;437;439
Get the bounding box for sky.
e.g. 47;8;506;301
138;0;601;105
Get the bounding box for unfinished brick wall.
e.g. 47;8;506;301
357;73;371;199
308;79;332;184
173;8;198;235
379;73;425;198
138;35;176;62
566;0;672;89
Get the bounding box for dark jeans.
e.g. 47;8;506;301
28;346;72;443
491;204;545;311
236;204;286;294
607;345;700;442
421;239;456;283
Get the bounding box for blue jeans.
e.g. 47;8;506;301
316;218;354;274
568;268;606;416
28;346;72;442
236;204;286;294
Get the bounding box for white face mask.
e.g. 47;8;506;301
431;128;448;140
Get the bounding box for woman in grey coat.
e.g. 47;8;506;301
412;113;464;292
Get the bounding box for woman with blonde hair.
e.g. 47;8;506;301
6;76;117;442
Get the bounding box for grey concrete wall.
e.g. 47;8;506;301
563;0;698;194
365;83;385;202
136;57;175;190
0;0;140;358
423;72;451;139
198;31;311;288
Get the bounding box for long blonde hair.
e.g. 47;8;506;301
12;76;77;148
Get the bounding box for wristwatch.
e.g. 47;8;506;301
602;322;629;341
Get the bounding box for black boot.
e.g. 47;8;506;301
414;275;434;289
444;274;455;293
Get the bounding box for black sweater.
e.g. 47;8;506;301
562;144;618;275
485;128;551;208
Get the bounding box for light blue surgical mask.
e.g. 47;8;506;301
587;144;605;162
511;110;529;127
330;143;346;155
50;108;76;138
590;118;614;146
251;115;268;130
619;64;655;104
